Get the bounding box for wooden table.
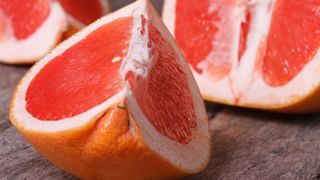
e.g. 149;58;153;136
1;1;320;180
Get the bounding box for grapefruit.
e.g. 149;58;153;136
163;0;320;113
58;0;110;32
0;0;67;64
9;0;210;179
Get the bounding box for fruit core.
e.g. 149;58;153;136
58;0;104;25
0;0;50;40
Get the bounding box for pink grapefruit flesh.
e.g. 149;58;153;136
238;10;251;61
0;12;4;40
130;19;196;144
175;0;244;79
26;17;132;120
262;0;320;86
0;0;50;40
175;0;218;74
58;0;105;25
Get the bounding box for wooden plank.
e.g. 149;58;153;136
188;108;320;180
0;64;76;180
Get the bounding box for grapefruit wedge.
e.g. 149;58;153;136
9;0;210;179
163;0;320;113
0;0;67;64
58;0;110;33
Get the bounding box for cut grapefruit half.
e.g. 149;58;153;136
163;0;320;113
58;0;110;32
0;0;67;64
9;0;210;179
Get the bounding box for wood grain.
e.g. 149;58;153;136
1;1;320;180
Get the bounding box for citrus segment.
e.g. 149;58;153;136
175;0;244;78
58;0;105;25
175;0;218;73
26;17;132;120
262;0;320;86
131;21;196;144
0;0;50;40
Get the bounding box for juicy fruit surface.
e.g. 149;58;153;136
0;0;50;40
238;9;250;62
58;0;104;25
262;0;320;86
175;0;244;80
0;12;4;40
174;0;320;87
26;17;132;120
131;20;196;144
175;0;218;73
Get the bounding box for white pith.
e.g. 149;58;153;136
0;1;67;63
64;0;111;29
120;8;151;79
11;0;210;173
163;0;320;108
198;0;244;78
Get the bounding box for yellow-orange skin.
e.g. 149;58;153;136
204;85;320;113
10;104;189;180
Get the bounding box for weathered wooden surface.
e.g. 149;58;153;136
1;1;320;180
